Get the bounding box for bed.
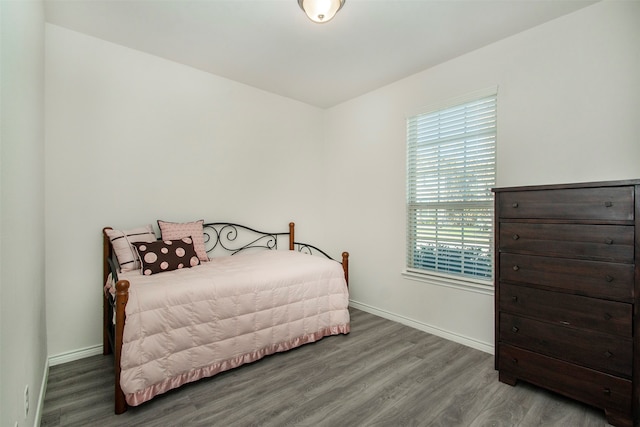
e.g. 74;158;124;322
102;221;350;414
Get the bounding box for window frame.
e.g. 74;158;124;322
404;87;497;291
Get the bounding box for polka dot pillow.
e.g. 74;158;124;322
132;238;201;275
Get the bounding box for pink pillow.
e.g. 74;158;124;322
104;225;157;272
157;219;208;262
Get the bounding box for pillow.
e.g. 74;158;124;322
158;219;208;262
105;225;157;272
132;238;200;276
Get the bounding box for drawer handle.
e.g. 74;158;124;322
511;358;518;364
512;202;519;208
511;326;519;333
604;201;613;208
512;265;520;271
511;296;518;302
604;351;613;358
604;312;612;320
512;234;520;240
603;388;611;396
605;275;614;282
605;238;613;245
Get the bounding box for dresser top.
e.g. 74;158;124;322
492;179;640;193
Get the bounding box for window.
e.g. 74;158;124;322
406;89;496;284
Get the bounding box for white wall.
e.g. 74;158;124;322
45;25;327;357
44;0;640;361
323;0;640;352
1;1;48;426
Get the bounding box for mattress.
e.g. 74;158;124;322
117;250;350;406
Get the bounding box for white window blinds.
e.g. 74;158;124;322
406;91;496;282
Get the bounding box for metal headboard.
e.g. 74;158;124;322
202;221;337;261
203;222;291;256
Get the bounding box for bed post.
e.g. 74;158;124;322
102;228;113;355
289;222;295;250
114;280;130;414
342;252;349;287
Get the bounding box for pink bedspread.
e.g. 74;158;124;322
117;250;350;406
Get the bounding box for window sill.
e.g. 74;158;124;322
402;269;494;296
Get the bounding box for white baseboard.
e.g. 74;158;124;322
48;344;103;367
33;358;49;427
349;299;494;355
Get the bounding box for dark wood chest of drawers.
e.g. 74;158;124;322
493;180;640;427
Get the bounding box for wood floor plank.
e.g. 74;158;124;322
41;308;614;426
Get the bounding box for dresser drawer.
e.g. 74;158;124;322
499;283;632;337
497;186;634;221
498;344;632;417
500;253;634;301
499;223;634;263
500;313;632;377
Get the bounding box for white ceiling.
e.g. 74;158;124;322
44;0;599;108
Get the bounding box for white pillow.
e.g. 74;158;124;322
105;225;157;272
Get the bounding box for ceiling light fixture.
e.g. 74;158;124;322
298;0;345;24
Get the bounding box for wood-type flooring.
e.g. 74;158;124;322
41;308;613;426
